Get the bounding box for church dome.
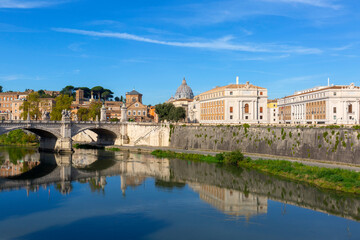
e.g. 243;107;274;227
174;78;194;100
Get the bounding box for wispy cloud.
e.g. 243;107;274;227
330;43;358;51
0;74;43;81
68;42;84;52
52;28;322;54
235;54;290;61
0;23;33;32
261;0;341;9
0;0;68;9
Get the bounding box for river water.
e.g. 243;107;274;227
0;146;359;240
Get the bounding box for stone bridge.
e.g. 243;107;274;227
0;119;170;152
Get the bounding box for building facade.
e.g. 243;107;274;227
125;89;150;122
267;99;278;124
190;80;268;124
278;83;360;125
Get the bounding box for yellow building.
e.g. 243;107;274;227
267;99;278;124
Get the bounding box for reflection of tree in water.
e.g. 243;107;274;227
21;162;29;173
55;182;73;195
155;179;186;190
7;148;36;165
88;178;105;194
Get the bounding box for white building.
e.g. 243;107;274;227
278;83;360;125
189;78;268;124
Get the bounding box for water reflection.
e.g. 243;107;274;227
189;183;267;219
0;147;39;178
0;147;359;224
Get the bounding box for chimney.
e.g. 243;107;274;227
236;76;239;85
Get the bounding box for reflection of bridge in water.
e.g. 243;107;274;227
0;150;359;221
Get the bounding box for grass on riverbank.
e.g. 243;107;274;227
151;149;220;163
151;149;360;194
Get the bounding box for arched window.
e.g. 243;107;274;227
348;104;353;113
245;104;249;113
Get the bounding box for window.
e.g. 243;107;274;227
260;107;263;113
132;97;136;102
133;111;136;115
138;111;141;115
230;91;233;95
333;92;336;96
260;92;263;95
245;104;249;113
143;111;146;116
135;103;139;107
245;116;248;119
230;107;233;113
230;115;233;119
260;116;263;119
348;104;353;113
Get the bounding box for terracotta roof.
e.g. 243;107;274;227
199;83;266;96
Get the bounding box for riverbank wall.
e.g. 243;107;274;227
170;125;360;165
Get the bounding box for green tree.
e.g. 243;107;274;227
20;92;41;120
77;108;90;121
155;103;175;122
114;96;120;101
37;89;52;98
60;85;75;97
155;103;186;122
101;89;114;101
169;107;186;122
50;94;73;120
88;102;102;120
0;86;3;93
91;86;104;100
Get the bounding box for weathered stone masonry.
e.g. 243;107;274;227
170;125;360;165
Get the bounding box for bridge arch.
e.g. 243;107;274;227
0;126;61;139
72;127;120;146
0;126;62;152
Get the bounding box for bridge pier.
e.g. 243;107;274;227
55;137;73;153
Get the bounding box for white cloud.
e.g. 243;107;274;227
262;0;341;9
0;0;68;9
52;28;322;54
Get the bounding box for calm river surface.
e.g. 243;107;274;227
0;146;359;240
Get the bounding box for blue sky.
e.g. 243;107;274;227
0;0;359;104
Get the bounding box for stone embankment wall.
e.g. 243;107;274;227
170;125;360;165
127;123;170;147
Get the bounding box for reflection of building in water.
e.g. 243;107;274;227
0;160;40;177
72;150;99;167
119;153;171;195
120;175;147;195
189;183;267;218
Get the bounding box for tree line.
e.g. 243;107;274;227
60;85;124;102
20;92;103;121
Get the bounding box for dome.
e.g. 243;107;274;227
174;78;194;100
